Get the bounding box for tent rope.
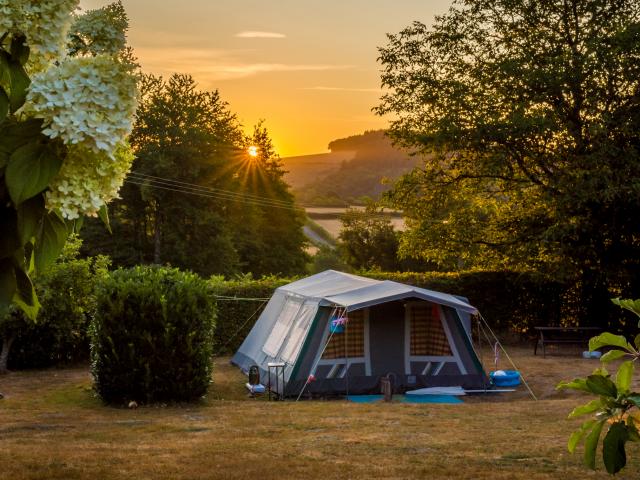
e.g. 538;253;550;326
295;306;345;402
478;313;538;401
212;299;269;358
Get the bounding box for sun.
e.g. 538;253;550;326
247;145;259;157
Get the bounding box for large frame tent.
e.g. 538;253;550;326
232;270;487;397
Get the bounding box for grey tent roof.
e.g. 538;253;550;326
279;270;477;314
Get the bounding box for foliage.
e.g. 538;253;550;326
1;235;109;369
0;1;137;319
376;0;640;327
209;275;291;354
91;266;216;404
338;206;400;271
80;75;308;278
558;299;640;475
308;245;350;275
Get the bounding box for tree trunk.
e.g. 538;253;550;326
0;335;15;374
153;207;162;265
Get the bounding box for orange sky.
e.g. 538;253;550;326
80;1;451;157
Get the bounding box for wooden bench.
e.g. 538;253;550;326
534;326;602;358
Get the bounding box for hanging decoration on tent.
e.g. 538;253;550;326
330;315;348;333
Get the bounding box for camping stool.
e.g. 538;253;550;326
267;362;286;401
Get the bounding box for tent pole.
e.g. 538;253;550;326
295;306;342;402
345;312;349;397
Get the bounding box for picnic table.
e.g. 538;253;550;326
533;326;602;358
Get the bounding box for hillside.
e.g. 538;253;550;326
282;130;421;206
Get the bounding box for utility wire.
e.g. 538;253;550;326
128;171;297;207
124;179;304;212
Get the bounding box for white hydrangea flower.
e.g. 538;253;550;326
25;54;138;154
68;1;128;56
47;142;134;219
1;1;80;70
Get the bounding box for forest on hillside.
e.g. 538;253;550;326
283;130;421;206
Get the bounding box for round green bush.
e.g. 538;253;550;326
91;266;216;404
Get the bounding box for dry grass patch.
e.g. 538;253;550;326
0;347;638;479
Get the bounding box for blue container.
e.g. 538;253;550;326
489;370;521;387
329;318;345;334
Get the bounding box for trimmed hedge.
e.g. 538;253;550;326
91;267;216;404
209;276;291;354
364;271;565;334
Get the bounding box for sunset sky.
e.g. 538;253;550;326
80;0;451;157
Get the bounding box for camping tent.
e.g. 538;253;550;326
232;270;488;397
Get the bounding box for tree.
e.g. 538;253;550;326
0;1;137;319
81;76;308;277
377;0;640;326
338;207;400;271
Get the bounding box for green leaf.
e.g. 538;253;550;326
589;333;631;353
10;34;29;66
628;395;640;408
603;422;628;474
8;60;29;113
0;85;8;123
600;349;628;363
585;375;617;397
6;142;63;205
34;211;68;274
569;398;604;418
569;419;597;453
0;258;17;315
17;194;45;244
616;361;634;394
612;298;640;318
12;263;39;320
0;50;10;88
98;205;112;234
557;378;591;393
584;420;605;470
634;334;640;350
627;417;640;442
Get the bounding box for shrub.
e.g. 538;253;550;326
0;236;109;370
209;275;291;355
91;266;216;404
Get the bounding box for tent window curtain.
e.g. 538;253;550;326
410;303;452;356
322;310;364;359
262;297;302;357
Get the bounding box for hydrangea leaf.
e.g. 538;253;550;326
6;142;63;205
34;211;68;274
17;194;45;245
10;34;29;66
8;60;29;113
0;86;8;123
615;361;634;394
12;262;40;320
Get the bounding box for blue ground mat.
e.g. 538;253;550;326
346;394;463;404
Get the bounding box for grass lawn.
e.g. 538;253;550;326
1;346;638;479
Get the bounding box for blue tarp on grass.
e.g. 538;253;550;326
347;394;463;404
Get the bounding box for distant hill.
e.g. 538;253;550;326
281;130;421;206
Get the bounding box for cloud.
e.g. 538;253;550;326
134;46;353;81
302;86;382;93
235;31;286;39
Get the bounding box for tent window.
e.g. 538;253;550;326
263;298;302;357
410;303;452;356
280;302;317;363
322;310;364;359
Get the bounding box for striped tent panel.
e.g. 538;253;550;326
410;303;452;356
322;310;365;359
